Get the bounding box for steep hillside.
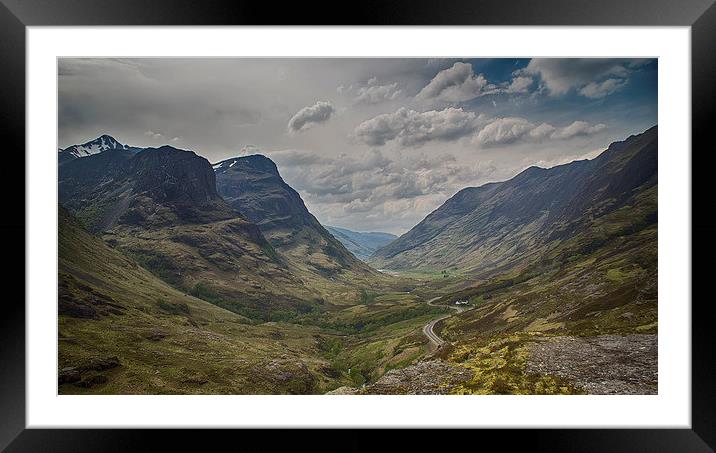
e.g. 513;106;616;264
214;154;390;301
325;225;397;261
59;145;318;316
371;126;657;276
58;206;332;394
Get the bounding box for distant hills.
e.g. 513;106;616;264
324;226;397;261
371;126;657;276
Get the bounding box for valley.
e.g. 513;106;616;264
57;126;658;395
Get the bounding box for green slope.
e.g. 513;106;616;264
58;206;334;394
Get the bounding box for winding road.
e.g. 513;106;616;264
422;296;467;350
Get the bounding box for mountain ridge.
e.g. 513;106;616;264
370;125;658;276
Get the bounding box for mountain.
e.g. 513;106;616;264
59;145;238;230
214;154;386;297
58;134;141;165
371;126;658;276
59;145;319;316
213;155;312;233
324;226;397;261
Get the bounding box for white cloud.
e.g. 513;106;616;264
504;75;534;94
144;130;163;139
474;118;607;147
353;107;479;147
356;107;608;150
338;77;404;104
523;58;642;98
417;62;499;103
550;120;607;139
287;101;335;132
579;78;628;98
528;123;556;140
354;81;403;104
239;144;262;155
474;117;536;146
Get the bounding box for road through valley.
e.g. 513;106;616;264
422;296;466;350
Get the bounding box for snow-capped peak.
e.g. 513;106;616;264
60;134;134;160
212;158;239;172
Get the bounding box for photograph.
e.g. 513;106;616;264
56;57;658;396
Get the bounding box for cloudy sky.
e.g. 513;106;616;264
58;58;657;234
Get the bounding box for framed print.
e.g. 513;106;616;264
2;0;713;449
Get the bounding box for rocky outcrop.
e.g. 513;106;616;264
58;356;121;388
251;358;318;394
524;334;657;394
327;360;473;395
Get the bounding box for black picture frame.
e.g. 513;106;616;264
1;0;712;450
